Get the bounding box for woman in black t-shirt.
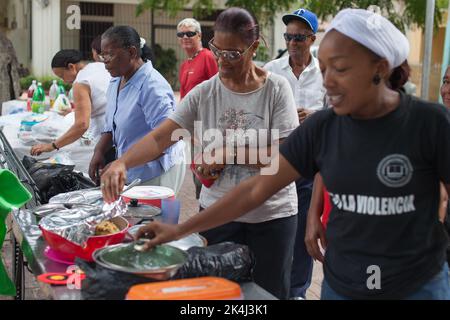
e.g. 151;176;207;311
440;66;450;264
132;9;450;299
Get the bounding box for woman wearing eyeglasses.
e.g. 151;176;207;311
101;8;299;299
30;49;111;156
88;25;185;194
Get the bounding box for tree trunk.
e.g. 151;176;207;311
0;31;21;109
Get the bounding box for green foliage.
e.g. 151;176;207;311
40;76;58;91
438;0;449;9
137;0;449;29
137;0;193;17
19;75;71;92
255;45;270;62
19;75;35;91
136;0;293;25
153;44;178;88
303;0;444;32
225;0;293;25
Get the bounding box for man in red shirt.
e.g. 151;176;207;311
178;18;218;99
177;18;218;199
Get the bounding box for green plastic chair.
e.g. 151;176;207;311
0;169;32;296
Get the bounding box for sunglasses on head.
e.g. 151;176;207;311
177;31;197;38
208;39;255;61
283;33;314;42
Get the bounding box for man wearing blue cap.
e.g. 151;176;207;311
265;8;325;300
265;8;325;116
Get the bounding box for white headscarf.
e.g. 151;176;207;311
325;8;409;69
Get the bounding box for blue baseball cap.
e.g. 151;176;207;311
282;8;319;34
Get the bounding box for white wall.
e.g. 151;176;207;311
31;0;61;77
5;0;31;68
272;12;287;59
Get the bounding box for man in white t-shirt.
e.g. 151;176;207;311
264;8;325;300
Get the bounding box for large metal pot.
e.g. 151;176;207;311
92;243;187;280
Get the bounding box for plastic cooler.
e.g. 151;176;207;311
126;277;243;300
121;185;175;208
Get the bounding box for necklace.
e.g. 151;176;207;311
188;48;203;60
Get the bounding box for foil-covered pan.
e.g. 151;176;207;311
49;188;103;206
32;203;99;218
39;198;127;246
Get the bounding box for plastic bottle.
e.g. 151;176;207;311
58;83;66;97
26;80;37;112
49;80;59;108
31;82;45;114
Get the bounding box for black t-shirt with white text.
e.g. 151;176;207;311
280;91;450;299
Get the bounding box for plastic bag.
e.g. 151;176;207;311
18;114;49;145
52;94;71;115
46;172;96;203
19;113;48;132
23;155;74;202
17;130;36;145
31;118;69;143
173;242;255;282
44;151;75;166
22;156;95;203
77;259;153;300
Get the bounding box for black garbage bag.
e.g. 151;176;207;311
173;242;255;282
76;259;154;300
76;242;255;300
22;156;95;203
47;171;96;201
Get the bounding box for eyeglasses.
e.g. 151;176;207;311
177;31;197;38
208;39;255;61
283;33;314;42
98;50;118;62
